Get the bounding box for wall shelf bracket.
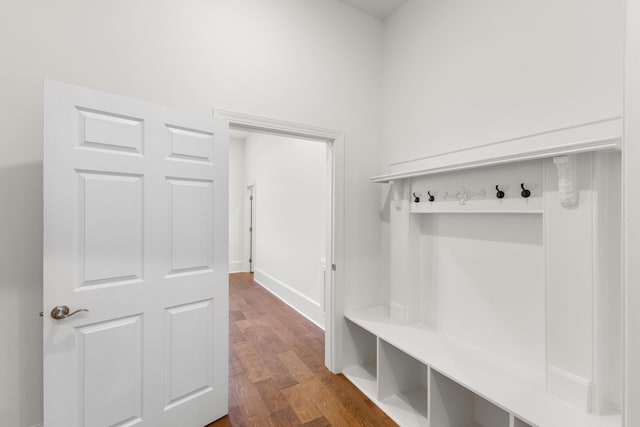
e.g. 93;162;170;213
389;180;403;210
553;154;578;207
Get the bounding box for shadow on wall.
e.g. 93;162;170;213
0;161;44;426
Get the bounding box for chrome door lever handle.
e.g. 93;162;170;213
50;305;89;320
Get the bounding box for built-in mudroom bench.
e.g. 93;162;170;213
342;119;624;427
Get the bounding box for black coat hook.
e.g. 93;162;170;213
413;192;420;203
427;191;435;202
520;183;531;198
496;185;505;199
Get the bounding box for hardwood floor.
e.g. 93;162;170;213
208;273;397;427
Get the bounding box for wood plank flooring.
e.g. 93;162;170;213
208;273;397;427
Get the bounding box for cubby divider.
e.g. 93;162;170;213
430;369;510;427
377;339;429;426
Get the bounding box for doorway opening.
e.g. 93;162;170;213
215;109;344;372
228;129;328;328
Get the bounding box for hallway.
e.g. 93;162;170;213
209;273;396;426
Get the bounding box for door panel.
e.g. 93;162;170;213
44;80;228;427
77;315;143;427
165;299;214;409
167;125;214;163
79;171;144;287
79;108;144;154
168;178;214;274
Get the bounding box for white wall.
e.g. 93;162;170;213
0;1;383;425
229;137;246;273
382;0;623;168
244;133;327;327
422;214;545;374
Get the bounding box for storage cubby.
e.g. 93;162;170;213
342;318;378;399
430;370;509;427
378;339;428;426
513;417;535;427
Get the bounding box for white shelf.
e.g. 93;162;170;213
410;197;542;214
513;417;534;427
431;368;509;427
380;386;429;427
378;338;429;426
370;118;622;183
344;306;621;427
342;364;377;401
342;318;378;403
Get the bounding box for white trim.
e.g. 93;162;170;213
623;1;639;426
372;118;622;183
548;366;593;413
592;151;624;415
253;269;324;329
389;302;406;324
228;260;245;273
214;109;342;141
543;159;551;395
213;108;345;373
591;155;601;416
390;117;621;168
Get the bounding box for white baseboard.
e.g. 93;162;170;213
548;365;593;412
229;260;247;273
253;269;324;329
30;423;44;427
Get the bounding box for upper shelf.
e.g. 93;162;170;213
371;117;622;183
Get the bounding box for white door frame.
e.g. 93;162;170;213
214;109;344;372
623;1;639;426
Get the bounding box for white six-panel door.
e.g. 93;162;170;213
43;80;228;427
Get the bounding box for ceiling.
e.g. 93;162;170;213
339;0;408;19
